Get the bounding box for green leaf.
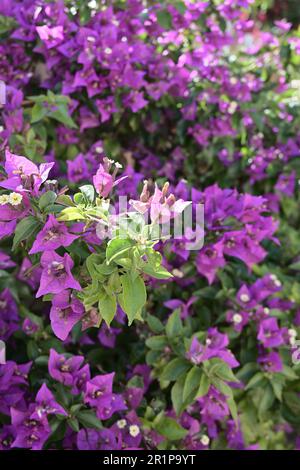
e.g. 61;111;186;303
74;193;84;205
119;273;146;324
171;377;184;416
49;104;77;128
211;377;233;398
227;397;238;423
245;372;266;390
13;216;41;250
31;102;48;123
79;185;95;204
281;365;298;380
270;376;284;401
56;194;76;207
39;191;57;211
166;309;183;338
183;366;202;402
156;10;172;29
98;292;117;326
173;1;186;14
283;392;300;415
155;416;187;441
106;238;134;264
142;263;173;279
210;359;239;383
68;417;80;432
145;335;168;351
77;411;103;430
290;261;300;271
57;207;85;221
258;384;275;415
147;314;164;334
161;358;191;381
196;373;210;398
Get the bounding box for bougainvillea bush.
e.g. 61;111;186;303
1;0;300;451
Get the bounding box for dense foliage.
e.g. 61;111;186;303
0;0;300;451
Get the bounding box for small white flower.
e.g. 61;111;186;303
233;313;243;324
0;194;10;205
290;337;296;346
9;192;23;206
263;307;270;314
87;0;97;9
240;293;250;303
117;419;127;429
200;435;210;446
104;47;112;55
172;268;184;278
288;329;297;338
129;425;140;437
228;101;238;114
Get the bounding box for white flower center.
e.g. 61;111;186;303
129;425;140;437
233;314;243;324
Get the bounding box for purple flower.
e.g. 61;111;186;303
0;251;16;269
0;149;54;195
93;164;113;198
275;171;296;197
17;258;42;290
0;220;16;240
36;250;81;298
67;154;90;183
164;296;197;319
0;361;31;415
0;425;16;450
123;387;144;410
98;323;121;349
198;386;230;421
11;407;50;450
72;363;91;395
251;274;282;302
236;284;256;309
93;157;127;198
29;215;78;254
0;288;19;341
36;25;64;49
48;348;85;388
50;290;85;341
84;373;127;420
223;231;267;268
31;383;67;420
112;411;142;448
187;328;239;368
123;91;148;113
196;242;225;284
257;317;284;348
258;351;283;373
226;308;249;332
77;428;121;450
22;317;39;336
